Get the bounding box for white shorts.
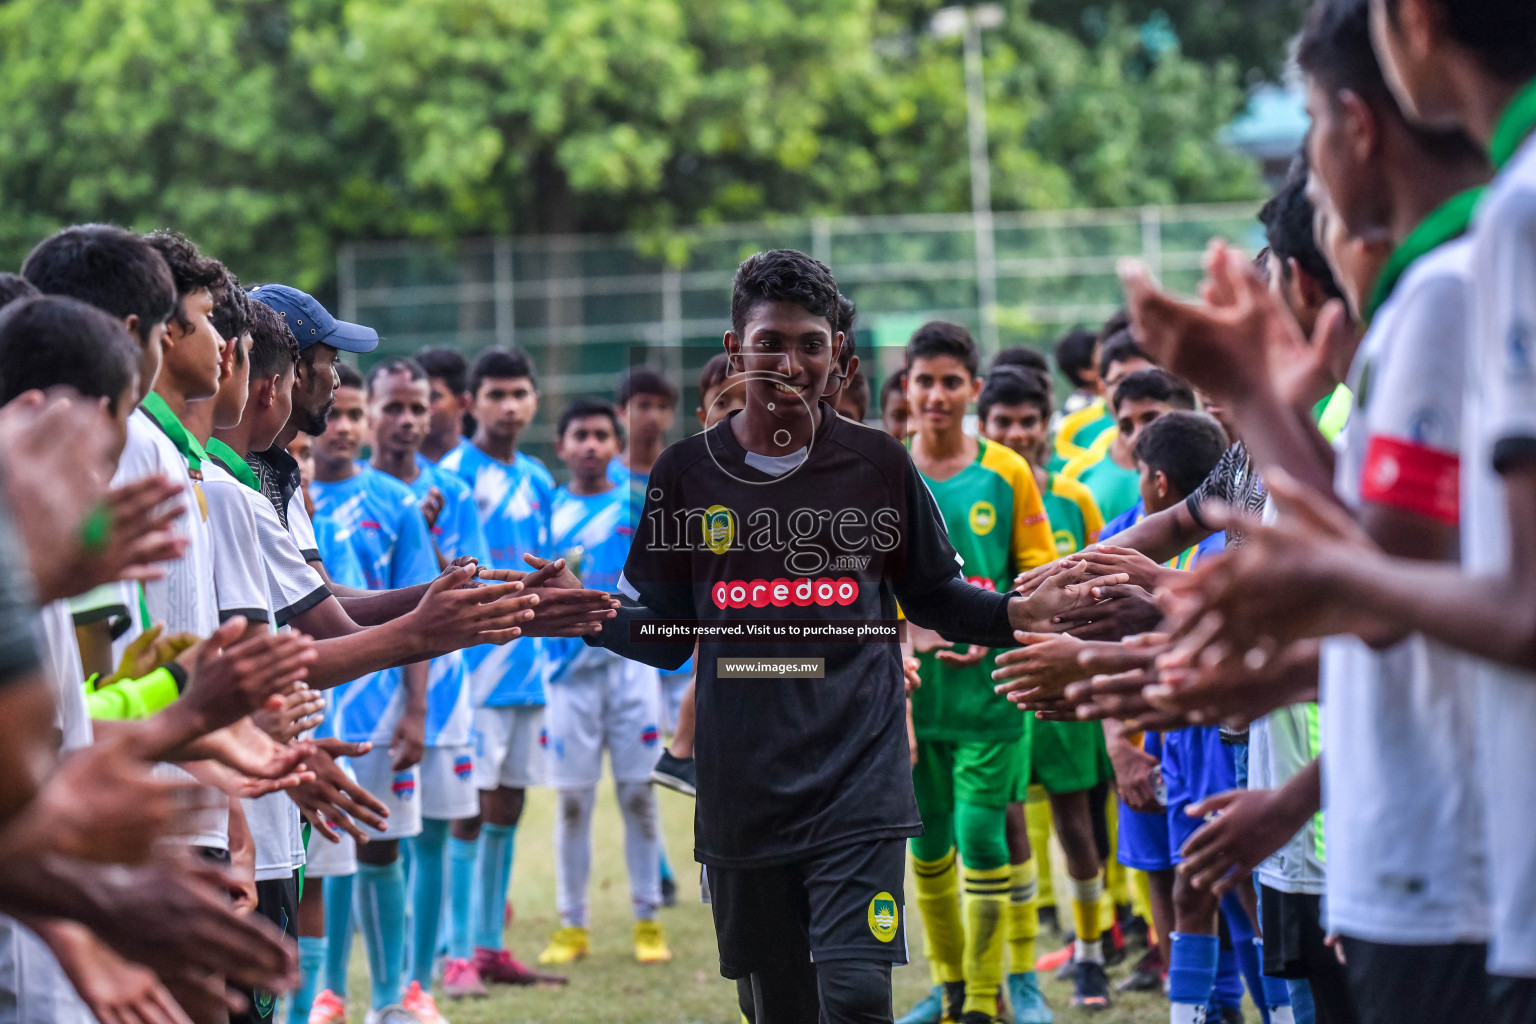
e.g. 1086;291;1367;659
659;669;692;736
349;746;423;842
304;827;357;879
472;705;546;792
544;653;663;789
420;744;479;821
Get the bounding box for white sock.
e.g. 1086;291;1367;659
1170;1004;1207;1024
554;786;596;927
1075;937;1104;964
1269;1007;1295;1024
616;781;662;920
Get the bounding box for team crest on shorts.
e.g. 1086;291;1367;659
453;755;474;779
867;892;898;943
640;724;660;747
391;773;416;800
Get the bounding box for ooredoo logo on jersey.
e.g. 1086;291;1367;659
711;576;860;609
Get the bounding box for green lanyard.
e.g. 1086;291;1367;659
206;437;261;492
1491;78;1536;170
138;392;206;474
1364;187;1483;321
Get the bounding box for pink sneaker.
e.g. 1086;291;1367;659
471;946;567;986
307;989;347;1024
402;981;448;1024
441;957;487;1000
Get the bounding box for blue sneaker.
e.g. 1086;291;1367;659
1007;971;1053;1024
896;985;945;1024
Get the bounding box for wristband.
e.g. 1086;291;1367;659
164;661;189;694
78;504;112;554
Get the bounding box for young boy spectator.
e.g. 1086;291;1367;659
610;365;679;525
415;347;472;464
881;368;911;438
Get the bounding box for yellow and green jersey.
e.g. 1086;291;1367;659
1041;472;1104;557
1064;442;1141;524
1049;398;1116;473
909;438;1055;741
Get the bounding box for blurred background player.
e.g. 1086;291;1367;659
881;369;910;439
539;398;670;966
610;365;678;527
415;348;473;465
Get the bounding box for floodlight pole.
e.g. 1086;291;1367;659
933;4;1003;353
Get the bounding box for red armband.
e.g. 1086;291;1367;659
1360;436;1459;525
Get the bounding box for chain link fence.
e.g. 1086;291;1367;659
339;202;1263;461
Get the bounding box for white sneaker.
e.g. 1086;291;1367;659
363;1006;426;1024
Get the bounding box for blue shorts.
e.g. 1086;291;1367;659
1163;726;1236;862
1116;732;1173;872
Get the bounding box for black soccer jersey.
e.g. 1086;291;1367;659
617;405;992;868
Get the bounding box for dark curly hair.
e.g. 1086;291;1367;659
730;249;840;339
144;230;232;333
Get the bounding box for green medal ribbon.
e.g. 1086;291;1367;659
1364;187;1483;321
138;391;206;473
1490;78;1536;170
206;437;261;492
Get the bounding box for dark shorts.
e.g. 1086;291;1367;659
1258;886;1359;1024
1340;936;1489;1024
231;872;300;1024
707;839;909;979
1489;974;1536;1024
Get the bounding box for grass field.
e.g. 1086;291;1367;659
336;781;1179;1024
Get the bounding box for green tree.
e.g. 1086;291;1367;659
0;0;1262;287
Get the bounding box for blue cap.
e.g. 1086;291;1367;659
248;283;379;354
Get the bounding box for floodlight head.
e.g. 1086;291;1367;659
930;4;1004;38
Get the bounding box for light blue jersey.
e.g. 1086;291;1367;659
404;458;487;747
436;439;556;707
547;483;634;679
311;513;368;743
311;466;438;743
606;455;649;529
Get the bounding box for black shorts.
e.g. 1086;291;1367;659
1259;886;1359;1024
231;872;300;1024
707;839;908;979
1489;974;1536;1024
1340;936;1490;1024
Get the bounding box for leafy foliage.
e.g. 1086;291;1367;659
0;0;1263;288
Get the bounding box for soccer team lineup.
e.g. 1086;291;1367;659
3;1;1536;1024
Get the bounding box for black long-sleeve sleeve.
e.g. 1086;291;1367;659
897;573;1017;648
584;601;696;671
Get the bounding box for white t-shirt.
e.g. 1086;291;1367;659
34;601;91;754
205;460;306;881
1322;236;1488;945
112;410;227;850
1248;704;1324;896
1465;132;1536;978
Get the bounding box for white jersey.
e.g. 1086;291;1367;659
34;602;91;753
1248;704;1323;896
1466;131;1536;978
1323;236;1488;945
112;409;227;849
204;460;305;881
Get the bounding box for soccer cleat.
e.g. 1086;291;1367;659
894;984;945;1024
401;982;449;1024
441;957;487;999
660;873;678;908
537;925;591;965
1070;960;1111;1012
650;751;697;796
363;1006;426;1024
1035;942;1073;975
307;989;347;1024
1115;947;1164;993
471;946;567;985
1007;970;1054;1024
634;920;673;963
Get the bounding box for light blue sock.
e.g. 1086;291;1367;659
1222;893;1271;1022
322;874;356;998
409;821;449;986
356;860;408;1010
290;935;326;1024
1287;978;1316;1024
659;847;675;885
449;835;478;959
475;823;516;951
1168;932;1220;1022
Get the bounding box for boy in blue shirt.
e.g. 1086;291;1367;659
362;357;492;1012
540;398;669;966
310;363;439;1022
435;348;564;987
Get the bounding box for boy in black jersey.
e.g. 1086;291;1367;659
581;250;1118;1024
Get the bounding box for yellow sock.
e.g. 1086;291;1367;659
1131;868;1156;947
1007;859;1040;975
912;848;965;985
1098;869;1116;933
1025;787;1055;907
1070;874;1105;963
962;862;1012;1016
1106;796;1132;910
